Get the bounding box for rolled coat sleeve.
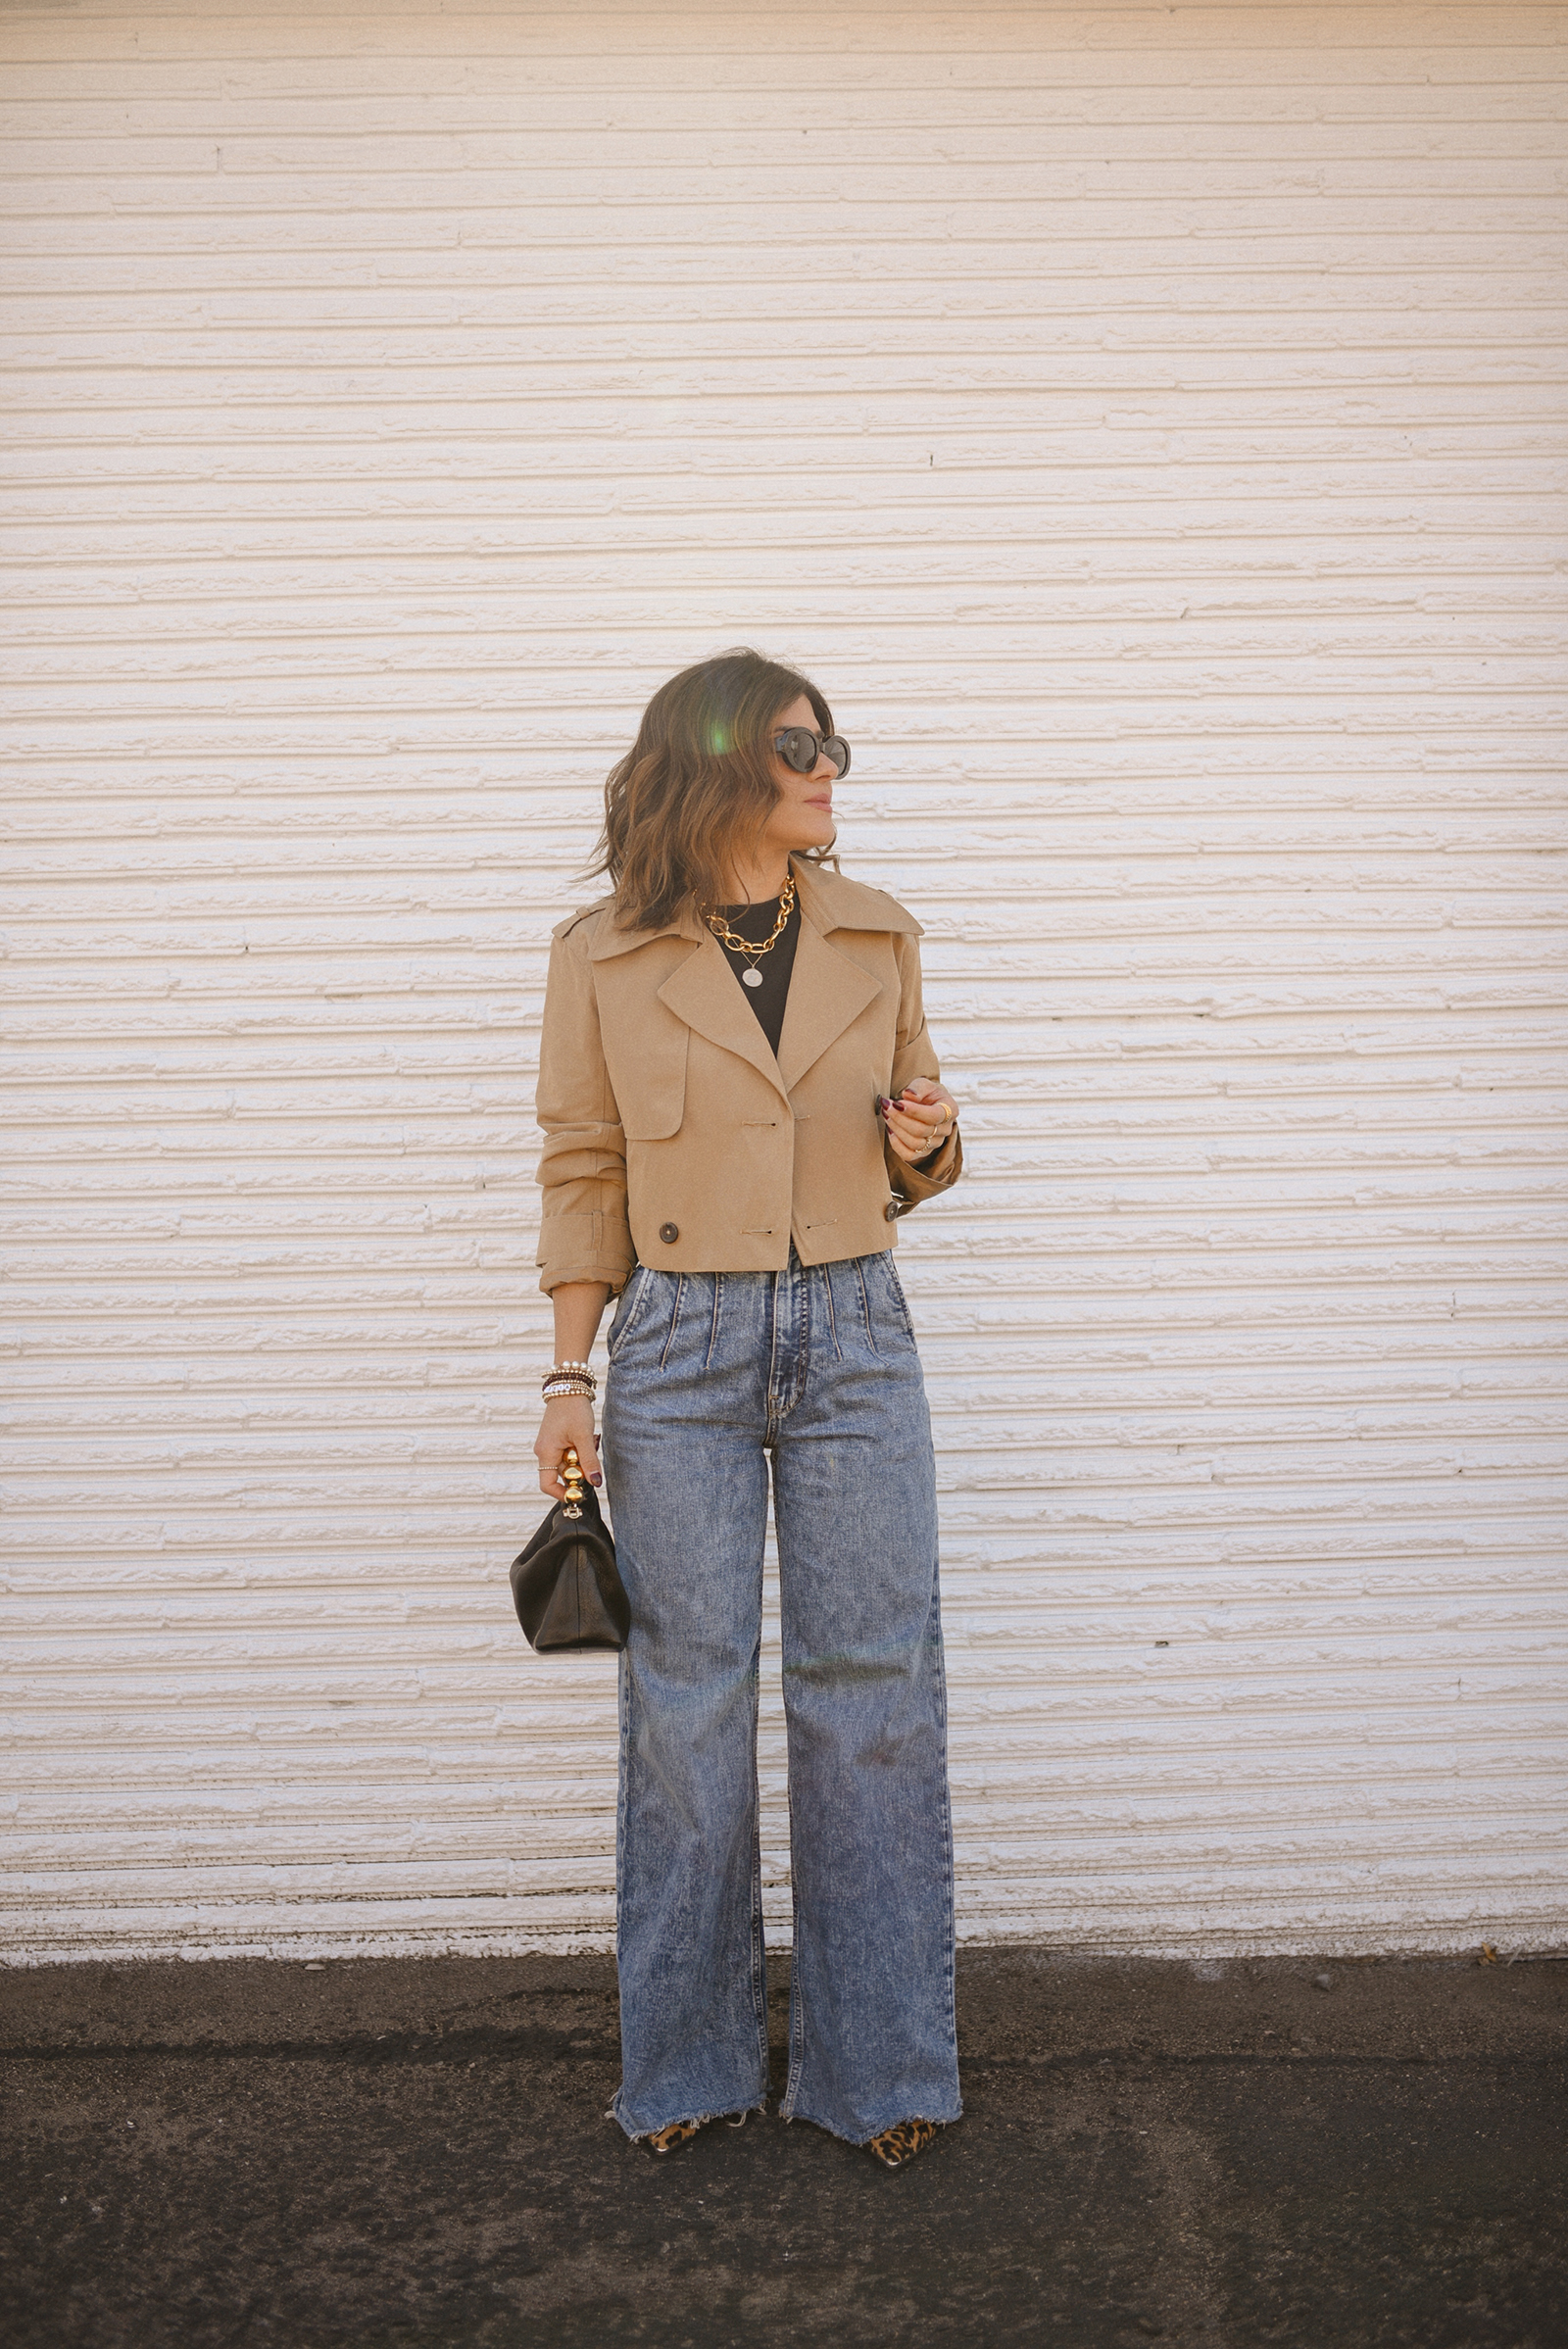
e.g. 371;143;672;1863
884;931;963;1209
535;923;636;1295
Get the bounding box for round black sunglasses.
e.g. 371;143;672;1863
773;726;852;778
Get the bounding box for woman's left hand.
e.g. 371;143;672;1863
881;1078;959;1164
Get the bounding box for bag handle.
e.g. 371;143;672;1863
560;1444;586;1521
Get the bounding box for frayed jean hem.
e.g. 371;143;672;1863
609;2092;768;2144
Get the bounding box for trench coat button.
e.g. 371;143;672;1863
883;1200;900;1222
659;1221;679;1245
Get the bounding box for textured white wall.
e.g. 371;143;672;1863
3;1;1565;1962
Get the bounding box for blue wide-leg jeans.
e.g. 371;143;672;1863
599;1246;960;2147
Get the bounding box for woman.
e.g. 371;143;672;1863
532;649;963;2168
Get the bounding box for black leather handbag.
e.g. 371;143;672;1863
510;1447;630;1653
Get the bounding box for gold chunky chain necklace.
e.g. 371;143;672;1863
704;872;797;987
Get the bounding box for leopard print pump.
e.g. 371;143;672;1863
866;2118;941;2168
642;2108;755;2154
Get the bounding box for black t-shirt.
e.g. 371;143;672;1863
710;893;802;1058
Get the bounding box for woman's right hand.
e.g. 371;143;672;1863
534;1395;603;1499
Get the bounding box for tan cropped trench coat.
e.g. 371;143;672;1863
535;857;961;1294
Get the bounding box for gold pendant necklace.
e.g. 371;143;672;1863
704;873;796;985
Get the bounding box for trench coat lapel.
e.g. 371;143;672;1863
774;898;883;1094
655;933;791;1105
605;861;889;1102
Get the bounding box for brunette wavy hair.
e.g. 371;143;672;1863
591;649;837;933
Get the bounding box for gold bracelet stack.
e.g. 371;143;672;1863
542;1359;597;1402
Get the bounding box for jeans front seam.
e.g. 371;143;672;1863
611;1643;633;2129
765;1265;782;1433
705;1273;724;1370
747;1634;769;2092
781;1772;808;2121
854;1255;877;1350
614;1648;631;1933
932;1598;958;2050
821;1260;843;1362
659;1271;687;1369
766;1257;807;1435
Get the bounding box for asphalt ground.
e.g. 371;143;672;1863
2;1950;1564;2348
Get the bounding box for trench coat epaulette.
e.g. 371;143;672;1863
551;894;618;946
